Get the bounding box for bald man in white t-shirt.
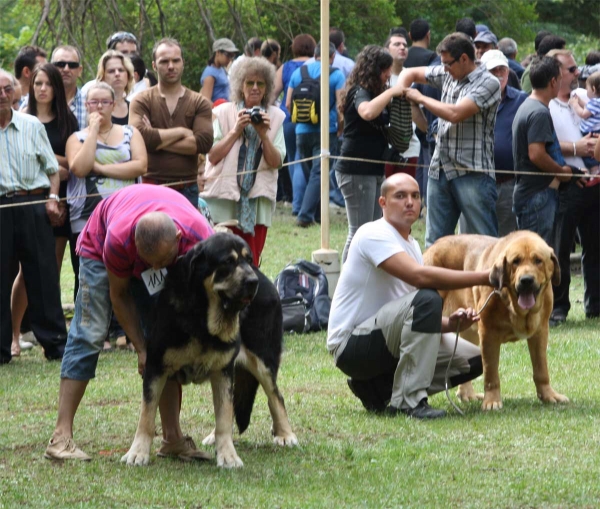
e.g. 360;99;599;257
328;173;491;419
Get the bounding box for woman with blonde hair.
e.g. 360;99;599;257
95;50;135;124
202;57;286;265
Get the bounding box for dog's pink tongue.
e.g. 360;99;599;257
518;293;536;310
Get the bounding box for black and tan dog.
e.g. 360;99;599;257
121;233;297;468
424;231;568;410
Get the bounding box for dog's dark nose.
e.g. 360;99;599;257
519;275;535;288
245;272;259;296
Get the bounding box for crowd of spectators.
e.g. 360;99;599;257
1;19;598;369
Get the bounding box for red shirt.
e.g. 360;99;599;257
77;184;213;278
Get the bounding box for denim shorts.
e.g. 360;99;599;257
60;257;154;380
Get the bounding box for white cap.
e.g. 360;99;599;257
481;49;508;70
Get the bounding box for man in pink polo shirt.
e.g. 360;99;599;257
45;184;214;461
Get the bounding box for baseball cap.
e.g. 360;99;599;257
474;31;498;45
475;24;489;33
213;38;239;53
481;49;508;70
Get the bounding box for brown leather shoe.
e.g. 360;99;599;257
157;435;212;462
44;436;91;461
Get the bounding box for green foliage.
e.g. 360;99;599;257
394;0;538;48
536;0;600;38
0;0;596;88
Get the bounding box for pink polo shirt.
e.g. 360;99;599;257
77;184;213;279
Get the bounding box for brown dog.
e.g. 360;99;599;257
424;231;569;410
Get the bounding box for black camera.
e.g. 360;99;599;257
245;106;263;124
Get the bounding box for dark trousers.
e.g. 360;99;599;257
0;196;67;363
552;182;600;317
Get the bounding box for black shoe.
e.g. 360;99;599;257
386;398;446;420
549;314;567;327
296;220;313;228
347;379;387;413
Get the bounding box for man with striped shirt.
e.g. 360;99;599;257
399;32;501;247
0;68;67;364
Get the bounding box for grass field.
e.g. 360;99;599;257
1;205;599;508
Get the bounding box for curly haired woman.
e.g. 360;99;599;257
335;45;405;262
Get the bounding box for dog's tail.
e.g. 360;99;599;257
233;366;260;434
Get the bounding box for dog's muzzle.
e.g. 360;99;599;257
220;272;259;311
516;275;540;310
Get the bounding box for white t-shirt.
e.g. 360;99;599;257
549;97;585;168
327;218;423;355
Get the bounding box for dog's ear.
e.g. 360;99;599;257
490;256;508;290
550;250;561;287
188;244;206;279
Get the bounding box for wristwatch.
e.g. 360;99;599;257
48;193;60;203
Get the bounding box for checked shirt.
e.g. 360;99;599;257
425;64;500;180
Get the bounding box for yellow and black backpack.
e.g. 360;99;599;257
290;66;324;125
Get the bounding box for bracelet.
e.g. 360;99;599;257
573;142;577;157
48;193;60;203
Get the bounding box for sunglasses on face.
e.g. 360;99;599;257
566;65;578;74
244;80;266;89
86;100;114;108
53;61;80;69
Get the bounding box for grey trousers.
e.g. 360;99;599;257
335;289;482;410
336;171;384;263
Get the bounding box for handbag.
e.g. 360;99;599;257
386;96;412;154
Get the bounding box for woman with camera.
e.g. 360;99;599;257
335;45;405;262
202;57;286;265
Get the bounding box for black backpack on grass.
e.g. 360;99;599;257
274;260;331;333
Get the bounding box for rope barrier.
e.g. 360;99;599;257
1;152;595;210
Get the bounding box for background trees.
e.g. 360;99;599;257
0;0;597;90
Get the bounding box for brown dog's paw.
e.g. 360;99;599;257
538;387;569;404
481;397;502;412
456;382;484;402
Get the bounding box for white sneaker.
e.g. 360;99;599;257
19;338;34;351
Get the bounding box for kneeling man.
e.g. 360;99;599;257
328;174;491;418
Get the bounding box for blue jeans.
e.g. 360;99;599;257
284;123;305;215
179;183;199;208
425;171;498;248
61;257;154;381
297;132;338;223
514;187;557;246
329;136;344;207
336;171;383;262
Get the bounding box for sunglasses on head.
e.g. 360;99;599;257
53;61;80;69
108;31;138;46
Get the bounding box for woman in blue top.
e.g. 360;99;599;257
200;38;239;105
272;34;316;211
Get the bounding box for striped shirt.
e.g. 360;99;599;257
70;88;88;129
0;110;58;196
425;64;501;180
581;97;600;134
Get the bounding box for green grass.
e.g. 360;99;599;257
1;207;599;508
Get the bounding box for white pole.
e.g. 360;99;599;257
319;0;330;250
312;0;340;298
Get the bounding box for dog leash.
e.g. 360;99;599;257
444;288;503;416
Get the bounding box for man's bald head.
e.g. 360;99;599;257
381;173;420;198
135;212;178;259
